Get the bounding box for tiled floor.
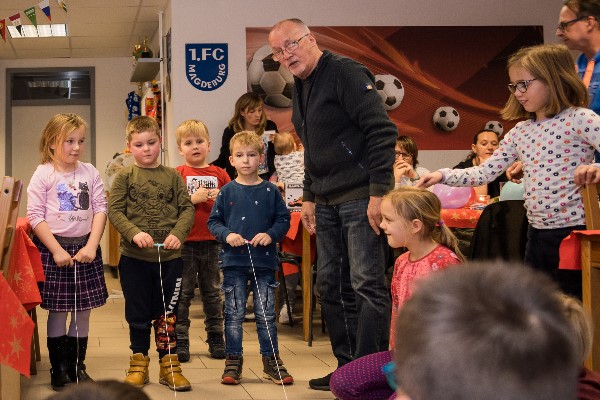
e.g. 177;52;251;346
21;269;337;400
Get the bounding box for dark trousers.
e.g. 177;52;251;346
176;241;223;337
525;225;584;299
119;255;183;357
315;198;391;367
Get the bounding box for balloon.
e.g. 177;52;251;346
432;184;473;209
499;182;525;201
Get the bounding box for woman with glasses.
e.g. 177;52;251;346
453;129;507;198
212;92;278;180
393;136;429;188
417;43;600;299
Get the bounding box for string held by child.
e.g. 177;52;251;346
27;113;109;391
108;116;195;392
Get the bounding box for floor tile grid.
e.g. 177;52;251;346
20;270;337;400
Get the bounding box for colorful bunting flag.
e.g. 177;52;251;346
9;13;22;36
24;7;37;27
57;0;67;13
0;273;34;378
38;0;51;21
0;19;5;42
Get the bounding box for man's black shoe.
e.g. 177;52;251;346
308;372;332;391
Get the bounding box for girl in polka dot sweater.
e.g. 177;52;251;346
419;43;600;297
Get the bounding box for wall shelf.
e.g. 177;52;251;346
130;58;161;82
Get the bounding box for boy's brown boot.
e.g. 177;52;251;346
124;353;150;388
159;354;191;391
262;354;294;385
221;355;243;385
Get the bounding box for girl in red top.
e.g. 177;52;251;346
331;187;464;400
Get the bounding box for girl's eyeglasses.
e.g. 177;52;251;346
507;78;537;94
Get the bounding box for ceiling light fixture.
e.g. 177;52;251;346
7;24;68;39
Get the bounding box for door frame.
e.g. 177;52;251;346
5;67;96;175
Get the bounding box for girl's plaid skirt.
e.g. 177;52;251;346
34;235;108;312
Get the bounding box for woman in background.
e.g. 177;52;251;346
212;92;278;180
453;129;507;198
393;136;429;188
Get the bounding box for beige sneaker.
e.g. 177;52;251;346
279;307;291;325
159;354;191;391
124;353;150;388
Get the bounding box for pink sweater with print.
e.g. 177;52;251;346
390;245;461;349
27;162;107;237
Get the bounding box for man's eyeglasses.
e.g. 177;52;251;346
507;78;537;94
557;16;585;31
271;33;309;62
395;152;413;159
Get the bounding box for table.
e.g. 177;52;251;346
0;218;43;399
280;212;316;342
9;218;44;310
440;207;483;229
559;229;600;371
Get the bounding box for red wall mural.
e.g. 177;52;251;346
246;26;543;150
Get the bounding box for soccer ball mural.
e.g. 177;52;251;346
433;106;460;132
374;74;404;111
247;45;294;108
484;120;504;136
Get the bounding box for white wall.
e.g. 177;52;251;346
0;57;138;261
169;0;564;171
0;0;566;260
0;57;136;179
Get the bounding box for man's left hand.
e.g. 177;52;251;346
367;196;382;235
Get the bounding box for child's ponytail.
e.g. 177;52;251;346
435;222;465;262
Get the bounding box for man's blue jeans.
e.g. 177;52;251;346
315;198;391;367
222;266;279;356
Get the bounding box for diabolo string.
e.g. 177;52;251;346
73;260;80;384
245;240;289;399
156;243;177;398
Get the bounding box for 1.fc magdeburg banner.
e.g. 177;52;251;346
185;43;228;91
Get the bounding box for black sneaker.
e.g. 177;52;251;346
309;372;332;391
262;355;294;385
221;355;243;385
207;332;226;359
176;338;190;363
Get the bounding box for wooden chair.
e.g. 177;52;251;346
0;176;24;400
278;251;302;328
0;176;23;278
468;200;529;262
580;181;600;371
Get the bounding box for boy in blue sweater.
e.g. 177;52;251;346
207;131;292;386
